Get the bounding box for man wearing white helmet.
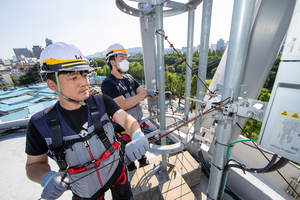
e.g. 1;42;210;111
101;43;158;171
25;42;149;200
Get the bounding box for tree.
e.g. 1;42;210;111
242;88;271;138
166;65;175;73
19;63;41;85
177;63;186;73
264;54;281;90
10;75;17;86
128;62;144;82
212;50;216;56
93;58;106;68
95;65;110;76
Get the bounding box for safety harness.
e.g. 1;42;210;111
108;74;137;98
48;96;119;172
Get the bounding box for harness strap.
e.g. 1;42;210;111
86;96;114;154
109;74;137;97
68;141;120;175
47;95;115;171
48;104;67;170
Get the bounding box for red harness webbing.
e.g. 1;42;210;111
67;141;120;175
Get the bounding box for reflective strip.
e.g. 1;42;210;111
61;61;88;67
44;58;86;65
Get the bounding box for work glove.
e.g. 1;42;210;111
146;89;159;98
124;132;150;166
41;171;70;200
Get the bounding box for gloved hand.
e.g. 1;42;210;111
146;89;159;98
124;132;150;166
41;171;70;200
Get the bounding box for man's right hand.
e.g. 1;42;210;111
41;171;70;199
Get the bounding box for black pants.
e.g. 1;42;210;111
72;160;131;200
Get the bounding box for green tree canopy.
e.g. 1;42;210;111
18;63;41;85
128;62;145;82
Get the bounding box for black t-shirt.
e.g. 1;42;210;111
25;94;121;156
101;74;140;99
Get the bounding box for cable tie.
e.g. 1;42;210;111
206;193;216;200
215;140;231;147
212;163;223;171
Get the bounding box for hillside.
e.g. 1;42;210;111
86;47;143;58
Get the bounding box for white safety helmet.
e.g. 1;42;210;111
105;43;127;60
40;42;93;73
40;42;93;106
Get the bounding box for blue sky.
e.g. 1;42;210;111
0;0;233;60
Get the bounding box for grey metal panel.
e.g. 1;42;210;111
231;0;296;141
139;17;159;111
242;0;296;99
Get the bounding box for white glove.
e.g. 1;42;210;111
41;171;70;200
125;132;149;165
146;89;159;98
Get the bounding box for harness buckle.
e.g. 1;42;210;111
84;159;96;167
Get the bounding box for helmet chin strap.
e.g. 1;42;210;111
55;71;86;106
114;55;125;75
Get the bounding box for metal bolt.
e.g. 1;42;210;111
246;111;254;118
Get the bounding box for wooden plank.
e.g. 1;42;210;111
130;169;142;196
159;176;186;194
161;180;192;200
174;191;196;200
143;164;159;189
143;164;162;200
170;154;188;175
177;152;194;172
135;167;150;191
148;154;162;164
183;151;200;169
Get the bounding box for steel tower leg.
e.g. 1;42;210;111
207;0;255;199
184;0;196;120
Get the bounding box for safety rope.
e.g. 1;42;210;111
155;29;215;97
150;97;233;144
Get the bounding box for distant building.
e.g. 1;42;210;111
13;48;35;61
165;48;175;53
11;69;24;79
0;65;11;71
95;76;106;85
32;46;44;59
0;72;13;85
15;65;34;73
181;47;187;54
0;59;11;66
210;44;216;51
216;39;225;51
45;38;53;47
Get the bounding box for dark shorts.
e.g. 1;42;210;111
72;160;131;200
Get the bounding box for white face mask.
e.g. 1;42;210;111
118;59;129;72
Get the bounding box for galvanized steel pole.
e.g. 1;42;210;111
155;3;167;170
207;0;255;199
184;0;196;120
194;0;213;135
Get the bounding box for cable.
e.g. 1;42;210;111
265;157;290;173
198;150;241;200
